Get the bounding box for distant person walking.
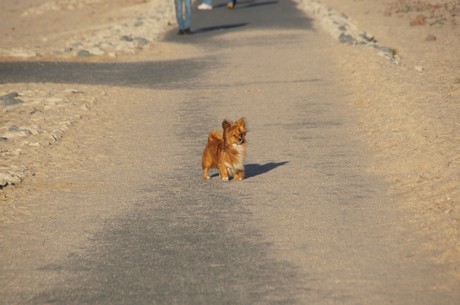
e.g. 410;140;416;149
198;0;237;10
174;0;192;35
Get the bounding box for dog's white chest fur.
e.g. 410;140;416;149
225;144;245;175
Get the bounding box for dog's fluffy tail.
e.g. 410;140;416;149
207;130;223;143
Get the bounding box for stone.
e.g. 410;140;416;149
338;33;356;44
120;35;133;42
1;92;24;107
135;37;149;46
376;46;394;55
360;31;376;42
88;47;104;56
410;15;426;26
0;172;22;187
425;34;437;41
66;89;84;94
76;49;91;57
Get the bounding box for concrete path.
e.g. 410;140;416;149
0;0;457;304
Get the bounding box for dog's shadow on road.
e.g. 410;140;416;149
245;161;289;179
209;161;288;180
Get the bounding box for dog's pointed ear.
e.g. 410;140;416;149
236;118;246;132
222;120;231;130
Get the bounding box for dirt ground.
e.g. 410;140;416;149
0;0;459;280
315;0;460;277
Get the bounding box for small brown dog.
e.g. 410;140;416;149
202;118;247;181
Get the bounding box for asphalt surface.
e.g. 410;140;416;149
1;0;459;304
0;0;308;88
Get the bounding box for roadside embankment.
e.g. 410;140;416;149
296;0;459;277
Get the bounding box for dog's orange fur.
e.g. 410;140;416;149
202;118;247;181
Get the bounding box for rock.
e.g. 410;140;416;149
410;15;426;26
415;65;424;72
120;35;134;42
1;92;24;107
425;34;437;41
338;33;356;44
80;103;90;111
135;37;149;46
76;49;92;57
0;172;23;188
375;46;396;59
70;42;83;49
1;129;30;139
88;47;104;56
9;126;32;135
66;89;84;94
360;31;376;42
0;176;8;188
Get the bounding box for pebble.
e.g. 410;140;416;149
425;34;437;41
0;172;23;188
1;92;24;107
360;31;376;42
89;47;104;56
76;50;92;57
135;37;150;47
120;35;134;42
338;33;357;44
410;15;427;26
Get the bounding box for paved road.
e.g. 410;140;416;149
1;0;458;304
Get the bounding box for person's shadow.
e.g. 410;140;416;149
244;161;288;179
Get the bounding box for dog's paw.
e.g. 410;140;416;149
221;177;229;182
204;175;211;180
